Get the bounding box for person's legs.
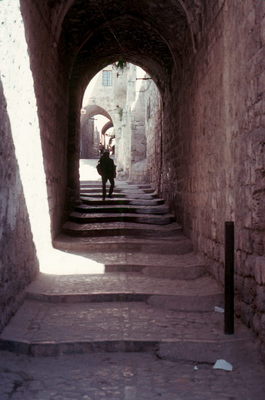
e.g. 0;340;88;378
108;177;115;197
102;176;107;200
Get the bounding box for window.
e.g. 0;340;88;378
102;70;112;86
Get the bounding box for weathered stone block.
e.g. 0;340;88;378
260;314;265;341
255;256;265;284
242;277;257;305
236;228;253;254
260;16;265;45
245;254;256;277
236;275;244;295
256;286;265;312
240;302;254;328
253;313;261;335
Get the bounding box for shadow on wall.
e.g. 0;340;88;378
0;79;39;333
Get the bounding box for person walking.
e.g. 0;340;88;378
97;150;116;200
98;142;104;156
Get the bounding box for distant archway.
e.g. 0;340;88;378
80;105;113;158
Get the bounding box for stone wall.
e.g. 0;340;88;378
155;1;265;358
145;81;162;189
0;0;69;330
128;68;147;183
80;116;97;158
0;79;38;332
20;0;69;234
121;66;161;183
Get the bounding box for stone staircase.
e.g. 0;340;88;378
55;181;192;252
0;181;254;361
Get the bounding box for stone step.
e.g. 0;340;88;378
105;264;206;280
80;197;165;206
62;221;182;237
0;300;251;358
54;233;193;254
80;181;152;189
44;251;206;279
80;187;155;194
25;274;223;311
68;212;175;225
81;192;156;200
74;204;169;215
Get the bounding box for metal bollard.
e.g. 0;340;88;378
224;221;235;334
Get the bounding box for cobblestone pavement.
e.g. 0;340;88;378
0;350;265;400
1;301;238;343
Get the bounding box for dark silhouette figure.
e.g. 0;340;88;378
97;150;116;200
99;142;104;155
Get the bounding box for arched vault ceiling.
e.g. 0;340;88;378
84;105;112;121
102;121;114;136
69;16;176;91
52;0;204;90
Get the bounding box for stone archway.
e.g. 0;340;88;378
101;120;113;137
80;105;113;158
57;0;195;203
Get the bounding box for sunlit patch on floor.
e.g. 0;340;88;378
40;248;105;275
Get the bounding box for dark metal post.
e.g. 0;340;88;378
224;221;234;334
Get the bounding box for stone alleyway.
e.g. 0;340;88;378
0;171;264;399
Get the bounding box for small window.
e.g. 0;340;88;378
102;70;112;86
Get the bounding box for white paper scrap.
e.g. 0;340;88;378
214;306;224;313
213;359;233;371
